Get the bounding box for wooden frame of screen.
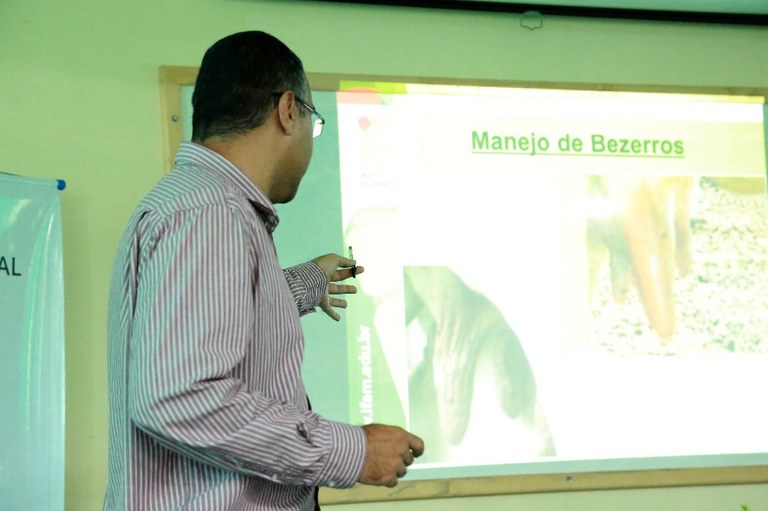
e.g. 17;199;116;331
159;65;768;505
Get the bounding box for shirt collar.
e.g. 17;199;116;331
174;141;280;232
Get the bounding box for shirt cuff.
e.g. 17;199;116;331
284;261;327;315
314;421;367;489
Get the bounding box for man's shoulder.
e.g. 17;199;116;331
118;166;259;244
143;165;245;216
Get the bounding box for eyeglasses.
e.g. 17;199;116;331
295;96;326;138
272;92;326;138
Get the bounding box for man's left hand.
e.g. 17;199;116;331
312;253;365;321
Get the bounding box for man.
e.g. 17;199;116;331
104;31;423;511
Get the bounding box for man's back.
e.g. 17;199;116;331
104;143;365;511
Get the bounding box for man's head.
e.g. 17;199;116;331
191;31;310;142
192;31;318;204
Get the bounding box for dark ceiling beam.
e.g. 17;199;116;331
305;0;768;25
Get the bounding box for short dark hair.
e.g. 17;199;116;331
191;31;309;141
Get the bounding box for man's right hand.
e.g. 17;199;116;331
359;424;424;487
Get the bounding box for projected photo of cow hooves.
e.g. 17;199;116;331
587;175;693;342
404;266;556;462
588;176;768;355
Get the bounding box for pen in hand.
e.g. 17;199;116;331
349;246;357;278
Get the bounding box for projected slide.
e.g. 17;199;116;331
335;83;768;477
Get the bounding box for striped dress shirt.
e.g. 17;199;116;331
104;142;366;510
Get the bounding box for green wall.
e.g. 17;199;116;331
1;0;766;509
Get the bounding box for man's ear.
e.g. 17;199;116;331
275;91;298;135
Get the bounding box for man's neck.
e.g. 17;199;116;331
199;131;278;200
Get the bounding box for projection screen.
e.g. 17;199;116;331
167;69;768;500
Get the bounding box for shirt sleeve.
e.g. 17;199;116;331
127;203;366;488
284;261;327;316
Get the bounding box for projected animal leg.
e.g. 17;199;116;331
588;176;695;341
404;266;555;454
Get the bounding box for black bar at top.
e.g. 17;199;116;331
305;0;768;25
